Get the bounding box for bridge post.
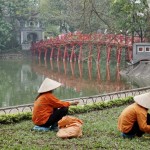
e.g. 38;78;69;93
63;46;68;62
44;47;47;60
57;46;61;61
50;47;54;60
116;46;122;65
33;32;141;66
78;44;83;63
116;65;120;81
106;45;112;64
127;46;133;62
97;45;101;64
38;48;41;60
70;45;75;62
88;43;92;63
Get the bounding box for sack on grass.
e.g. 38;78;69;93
56;116;83;139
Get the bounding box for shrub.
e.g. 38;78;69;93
0;96;133;124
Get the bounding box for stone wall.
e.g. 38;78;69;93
0;51;32;60
120;61;150;87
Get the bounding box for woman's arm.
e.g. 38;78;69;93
137;109;150;133
69;101;79;106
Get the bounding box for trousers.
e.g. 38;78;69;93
125;113;150;137
40;107;68;127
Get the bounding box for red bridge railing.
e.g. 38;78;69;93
31;33;147;64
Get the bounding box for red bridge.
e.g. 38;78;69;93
31;32;147;65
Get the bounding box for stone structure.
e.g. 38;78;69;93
132;43;150;64
20;18;44;50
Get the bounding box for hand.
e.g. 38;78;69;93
70;101;79;106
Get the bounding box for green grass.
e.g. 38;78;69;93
1;105;150;150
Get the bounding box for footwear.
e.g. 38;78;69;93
121;133;135;139
32;125;50;131
50;123;59;132
50;126;58;132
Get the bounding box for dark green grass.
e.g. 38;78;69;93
1;105;150;150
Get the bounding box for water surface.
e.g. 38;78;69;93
0;57;140;107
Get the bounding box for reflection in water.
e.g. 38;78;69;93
96;63;101;81
0;60;43;107
106;64;110;81
70;62;75;77
33;58;133;99
50;60;54;70
0;57;137;107
78;62;83;78
63;61;67;75
88;61;92;80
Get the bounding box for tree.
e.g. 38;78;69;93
39;0;113;34
0;0;40;51
110;0;149;41
0;1;12;50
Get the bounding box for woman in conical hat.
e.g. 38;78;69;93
118;92;150;138
32;78;79;131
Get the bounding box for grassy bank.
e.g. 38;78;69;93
1;104;150;150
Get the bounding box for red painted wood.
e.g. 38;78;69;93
31;33;144;64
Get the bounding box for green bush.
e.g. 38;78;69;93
0;96;133;124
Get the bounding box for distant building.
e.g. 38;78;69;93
132;43;150;64
19;15;44;50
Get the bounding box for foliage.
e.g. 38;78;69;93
39;0;113;34
38;0;150;38
0;1;12;50
110;0;149;40
0;0;40;51
0;96;133;124
1;0;150;50
39;0;68;35
0;112;31;124
69;96;133;114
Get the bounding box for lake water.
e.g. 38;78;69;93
0;56;143;108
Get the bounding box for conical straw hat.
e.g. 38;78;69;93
134;92;150;109
38;78;61;93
